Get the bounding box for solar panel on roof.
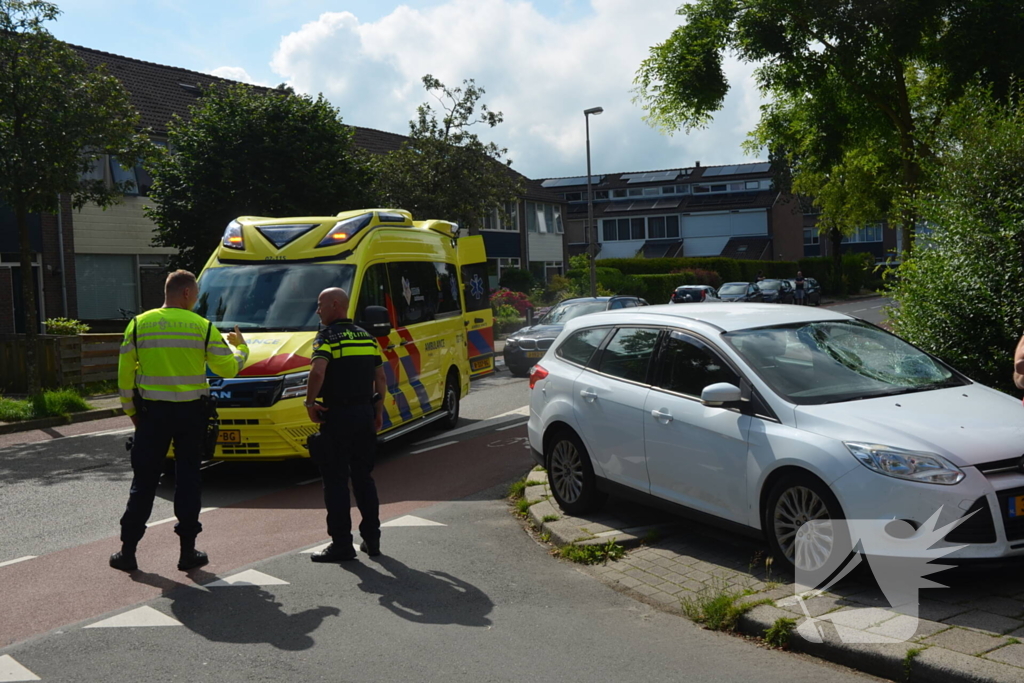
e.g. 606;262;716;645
541;176;600;188
622;170;681;184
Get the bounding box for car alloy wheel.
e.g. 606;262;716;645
765;473;849;579
546;430;605;515
774;486;833;571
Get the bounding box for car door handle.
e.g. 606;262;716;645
579;389;598;402
386;344;396;350
474;317;484;323
651;409;673;422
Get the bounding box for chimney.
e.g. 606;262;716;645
695;161;701;167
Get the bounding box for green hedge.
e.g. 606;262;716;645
597;257;798;284
796;253;874;296
636;274;690;303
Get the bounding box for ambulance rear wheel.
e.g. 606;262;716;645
439;370;460;430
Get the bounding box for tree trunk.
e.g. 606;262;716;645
829;225;844;297
16;202;41;396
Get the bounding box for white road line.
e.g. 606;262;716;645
410;440;458;454
0;555;36;569
296;477;322;486
149;507;219;527
853;308;867;312
497;421;528;431
81;427;135;438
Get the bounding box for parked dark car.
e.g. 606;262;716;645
786;277;822;305
717;282;765;302
503;296;648;377
757;278;794;304
669;285;719;304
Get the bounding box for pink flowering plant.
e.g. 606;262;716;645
490;287;533;316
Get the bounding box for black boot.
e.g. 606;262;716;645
109;545;138;572
359;539;381;557
311;542;357;563
178;539;209;571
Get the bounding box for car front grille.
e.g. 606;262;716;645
518;339;537;350
537;339;554;351
976;457;1024;475
944;497;997;544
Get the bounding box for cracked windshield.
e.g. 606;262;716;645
725;321;964;404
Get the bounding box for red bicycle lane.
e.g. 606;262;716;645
0;427;533;649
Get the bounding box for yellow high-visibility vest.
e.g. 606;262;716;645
117;307;249;417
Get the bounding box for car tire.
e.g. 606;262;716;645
508;363;531;378
764;472;850;582
438;370;460;430
546;429;606;515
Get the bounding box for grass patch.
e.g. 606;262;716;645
508;479;528;500
559;540;625;565
531;465;546;473
764;617;797;649
542;514;560;523
0;388;92;422
78;379;118;396
903;647;923;682
681;581;771;632
514;497;536;517
539;532;551;543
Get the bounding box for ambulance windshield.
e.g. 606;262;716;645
195;264;355;332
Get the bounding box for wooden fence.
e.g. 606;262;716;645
0;333;120;393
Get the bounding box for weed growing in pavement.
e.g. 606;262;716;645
681;580;771;632
542;514;560;523
764;617;796;649
903;647;924;682
642;529;661;545
514;498;535;517
559;540;625;565
0;388;92;422
532;465;546;473
1007;638;1021;646
508;479;528;500
539;532;551;543
0;396;33;421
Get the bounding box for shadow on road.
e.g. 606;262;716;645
132;569;339;650
343;554;493;627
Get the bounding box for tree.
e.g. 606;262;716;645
372;75;523;232
634;0;1024;255
886;86;1024;393
0;0;151;395
146;84;376;273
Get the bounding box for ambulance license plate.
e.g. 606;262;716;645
217;430;241;444
472;359;492;371
1009;495;1024;518
525;351;544;359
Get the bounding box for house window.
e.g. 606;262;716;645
843;223;884;243
554;205;564;234
804;229;820;245
595;190;609;200
746;180;760;190
627;188;643;197
488;257;522;289
647;215;680;239
564;192;582;202
482;202;518;231
710;184;727;192
526;202;538;233
693;185;709;193
611;189;627;198
642;187;659;196
75;254;138;319
110;156;139;196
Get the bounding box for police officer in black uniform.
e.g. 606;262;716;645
305;287;387;562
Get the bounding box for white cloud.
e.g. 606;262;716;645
269;0;768;178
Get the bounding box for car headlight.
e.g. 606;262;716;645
505;338;519;348
845;442;965;485
281;370;310;399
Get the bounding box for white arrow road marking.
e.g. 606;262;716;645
381;515;446;527
301;542;361;554
85;606;182;629
0;556;35;569
0;655;40;682
203;569;289;587
149;507;218;527
410;441;457;454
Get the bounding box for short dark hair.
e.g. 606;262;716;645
165;269;197;296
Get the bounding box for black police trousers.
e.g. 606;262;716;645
120;399;206;547
317;404;380;546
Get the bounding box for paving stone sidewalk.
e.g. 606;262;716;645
521;469;1024;683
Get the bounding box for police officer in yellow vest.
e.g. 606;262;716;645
110;270;249;572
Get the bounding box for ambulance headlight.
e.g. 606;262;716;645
222;220;245;250
317;213;374;248
281;371;310;399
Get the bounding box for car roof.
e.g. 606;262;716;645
561;302;851;333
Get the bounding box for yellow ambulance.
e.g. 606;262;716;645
192;208;492;460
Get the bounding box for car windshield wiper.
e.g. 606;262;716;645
838;379;963;402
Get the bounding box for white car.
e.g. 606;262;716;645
527;303;1024;573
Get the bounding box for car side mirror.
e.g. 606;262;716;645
360;305;392;337
701;382;743;407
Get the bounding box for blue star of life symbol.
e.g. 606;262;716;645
470;273;485;300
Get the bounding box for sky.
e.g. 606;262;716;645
49;0;768;180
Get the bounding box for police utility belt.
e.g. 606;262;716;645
125;318;220;461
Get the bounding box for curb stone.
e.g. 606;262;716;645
0;406;124;436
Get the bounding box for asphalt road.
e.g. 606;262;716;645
823;296;893;326
0;366;879;682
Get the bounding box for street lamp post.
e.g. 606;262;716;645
584;106;603;297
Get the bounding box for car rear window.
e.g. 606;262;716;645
556;327;610;366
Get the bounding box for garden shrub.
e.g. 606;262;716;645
44;317;90;335
498;268;534;293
